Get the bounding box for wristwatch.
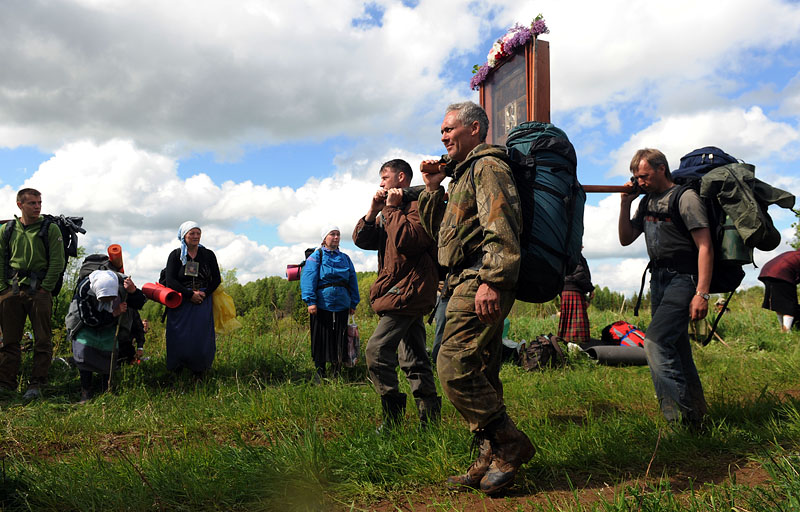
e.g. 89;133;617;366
695;292;710;301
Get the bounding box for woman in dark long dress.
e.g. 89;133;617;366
164;221;221;375
300;226;360;379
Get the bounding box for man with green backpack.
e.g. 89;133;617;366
619;148;711;431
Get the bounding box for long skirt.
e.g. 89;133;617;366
309;308;348;369
761;278;798;316
73;323;118;374
166;297;216;372
558;291;590;343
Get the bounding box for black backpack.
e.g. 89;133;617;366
2;214;85;295
74;254;116;290
517;335;566;371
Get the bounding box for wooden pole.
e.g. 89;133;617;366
583;185;629;193
527;38;550;123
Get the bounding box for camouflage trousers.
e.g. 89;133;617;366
437;277;515;432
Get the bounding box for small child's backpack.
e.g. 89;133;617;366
601;321;645;348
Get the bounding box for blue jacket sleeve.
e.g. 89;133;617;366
300;251;320;305
346;255;360;309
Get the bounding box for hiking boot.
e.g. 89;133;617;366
447;435;492;489
22;386;41;401
378;393;406;432
480;415;536;495
416;396;442;428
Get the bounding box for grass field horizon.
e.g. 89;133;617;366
1;280;800;511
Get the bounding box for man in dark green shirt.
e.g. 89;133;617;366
0;188;65;399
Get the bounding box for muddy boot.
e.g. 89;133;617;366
447;434;492;489
416;396;441;428
480;415;535;495
378;393;406;432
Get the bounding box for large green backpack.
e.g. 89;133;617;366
504;122;586;303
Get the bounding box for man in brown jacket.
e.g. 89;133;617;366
353;159;441;429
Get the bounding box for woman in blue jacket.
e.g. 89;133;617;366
301;226;360;379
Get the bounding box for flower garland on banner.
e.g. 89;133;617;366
470;15;549;91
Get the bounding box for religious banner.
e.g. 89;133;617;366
471;16;551;145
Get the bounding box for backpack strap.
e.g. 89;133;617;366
37;215;53;280
2;220;15;287
633;260;651;317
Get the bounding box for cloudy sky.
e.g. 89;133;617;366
1;0;799;296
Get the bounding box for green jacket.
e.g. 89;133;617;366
418;143;521;293
700;163;796;251
0;216;66;292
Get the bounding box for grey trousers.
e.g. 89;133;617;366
365;313;438;403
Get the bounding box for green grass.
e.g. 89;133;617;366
1;287;800;511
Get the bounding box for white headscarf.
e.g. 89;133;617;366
178;221;202;265
320;225;340;244
89;270;119;313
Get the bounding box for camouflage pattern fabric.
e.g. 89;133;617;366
436;277;515;431
418;144;521;294
418;143;522;432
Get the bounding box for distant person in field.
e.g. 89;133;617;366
353;158;441;429
0;188;65;401
67;270;145;402
619;148;710;430
558;251;594;343
164;221;221;377
418;101;534;495
301;226;360;380
758;249;800;332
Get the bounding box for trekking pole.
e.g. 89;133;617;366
107;315;123;391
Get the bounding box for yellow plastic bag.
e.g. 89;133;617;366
212;286;242;335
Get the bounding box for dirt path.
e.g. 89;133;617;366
363;456;771;511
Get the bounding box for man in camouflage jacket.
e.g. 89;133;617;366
418;101;534;495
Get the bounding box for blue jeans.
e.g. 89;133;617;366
644;268;708;425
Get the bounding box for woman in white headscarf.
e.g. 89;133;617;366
300;225;360;379
70;269;145;401
164;221;221;376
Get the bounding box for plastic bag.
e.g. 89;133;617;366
345;315;360;367
212;286;242;335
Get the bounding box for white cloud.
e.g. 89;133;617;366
2;139;432;288
607;106;800;179
0;0;488;154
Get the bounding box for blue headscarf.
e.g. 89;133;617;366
178;221;203;265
